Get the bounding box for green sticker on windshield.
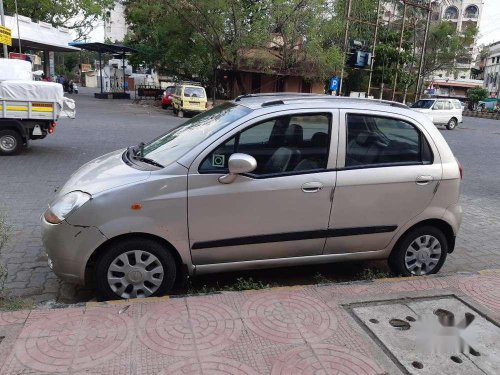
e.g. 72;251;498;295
212;154;225;167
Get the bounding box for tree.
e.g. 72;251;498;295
3;0;115;39
467;86;488;107
125;0;343;94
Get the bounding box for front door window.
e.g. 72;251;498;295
199;113;331;175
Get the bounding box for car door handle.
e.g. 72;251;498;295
416;175;434;185
301;182;323;193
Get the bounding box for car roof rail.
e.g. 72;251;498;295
235;92;318;102
259;96;408;109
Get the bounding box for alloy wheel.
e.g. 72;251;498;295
404;235;442;275
107;250;164;298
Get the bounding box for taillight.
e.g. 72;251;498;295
456;158;463;179
48;122;57;134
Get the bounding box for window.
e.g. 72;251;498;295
434;101;445;110
345;114;433;167
183;87;205;98
444;6;458;20
453;101;462;109
444;101;453;110
142;102;251;166
200;114;331;175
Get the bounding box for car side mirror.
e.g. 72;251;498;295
218;153;257;184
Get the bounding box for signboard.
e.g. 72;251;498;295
80;63;92;72
329;76;340;91
0;25;12;46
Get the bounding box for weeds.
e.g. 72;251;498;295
0;209;11;293
188;277;273;295
313;272;332;284
357;268;393;281
0;296;34;311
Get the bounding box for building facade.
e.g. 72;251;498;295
104;1;128;43
431;0;483;80
483;41;500;98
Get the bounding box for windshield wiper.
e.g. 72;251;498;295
132;155;164;168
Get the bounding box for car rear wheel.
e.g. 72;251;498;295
446;118;457;130
388;226;448;276
0;129;23;156
96;238;177;300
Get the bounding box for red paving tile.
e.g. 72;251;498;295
0;271;499;374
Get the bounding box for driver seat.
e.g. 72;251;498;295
263;124;303;173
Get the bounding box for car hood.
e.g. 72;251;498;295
56;149;151;198
412;108;431;113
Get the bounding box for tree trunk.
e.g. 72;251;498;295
234;70;246;96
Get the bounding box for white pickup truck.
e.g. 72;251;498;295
0;59;75;155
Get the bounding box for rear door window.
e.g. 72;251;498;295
345;114;433;167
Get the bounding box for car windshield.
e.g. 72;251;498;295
141;102;251;166
411;100;434;109
184;87;205;98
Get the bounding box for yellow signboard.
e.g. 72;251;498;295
0;25;12;46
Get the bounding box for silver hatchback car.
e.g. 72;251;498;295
41;94;463;300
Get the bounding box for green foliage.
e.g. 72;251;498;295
188;277;272;294
3;0;115;39
125;0;343;87
467;86;488;104
357;268;393;280
0;210;11;293
0;296;34;311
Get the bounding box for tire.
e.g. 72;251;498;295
0;129;23;156
177;110;184;118
95;238;177;300
161;104;168;109
446;117;457;130
388;226;448;277
173;107;178;115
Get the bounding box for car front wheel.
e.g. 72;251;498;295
388;226;448;276
95;238;177;300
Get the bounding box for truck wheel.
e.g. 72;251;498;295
0;129;23;156
446;118;457;130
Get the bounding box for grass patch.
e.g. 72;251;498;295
188;277;274;295
357;268;394;281
0;296;34;311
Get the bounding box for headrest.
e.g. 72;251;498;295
311;132;328;148
285;124;303;145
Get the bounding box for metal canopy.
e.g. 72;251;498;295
68;42;137;54
68;42;136;98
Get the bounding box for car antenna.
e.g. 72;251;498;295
139;142;145;157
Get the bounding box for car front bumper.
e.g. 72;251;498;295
41;217;108;285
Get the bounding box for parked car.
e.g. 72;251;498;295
42;94;463;300
161;86;175;109
172;81;207;117
411;98;463;130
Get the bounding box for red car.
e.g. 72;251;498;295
161;86;176;109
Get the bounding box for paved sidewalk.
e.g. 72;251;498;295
1;270;499;375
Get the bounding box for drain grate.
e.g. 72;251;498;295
350;296;500;375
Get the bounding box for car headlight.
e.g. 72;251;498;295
44;191;91;224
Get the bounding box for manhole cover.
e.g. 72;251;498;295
351;296;500;374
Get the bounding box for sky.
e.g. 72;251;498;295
477;0;500;46
88;0;500;46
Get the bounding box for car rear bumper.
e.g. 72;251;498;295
41;217;108;285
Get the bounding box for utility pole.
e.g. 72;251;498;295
367;0;382;97
338;0;352;96
0;0;8;58
415;0;433;100
392;0;407;101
